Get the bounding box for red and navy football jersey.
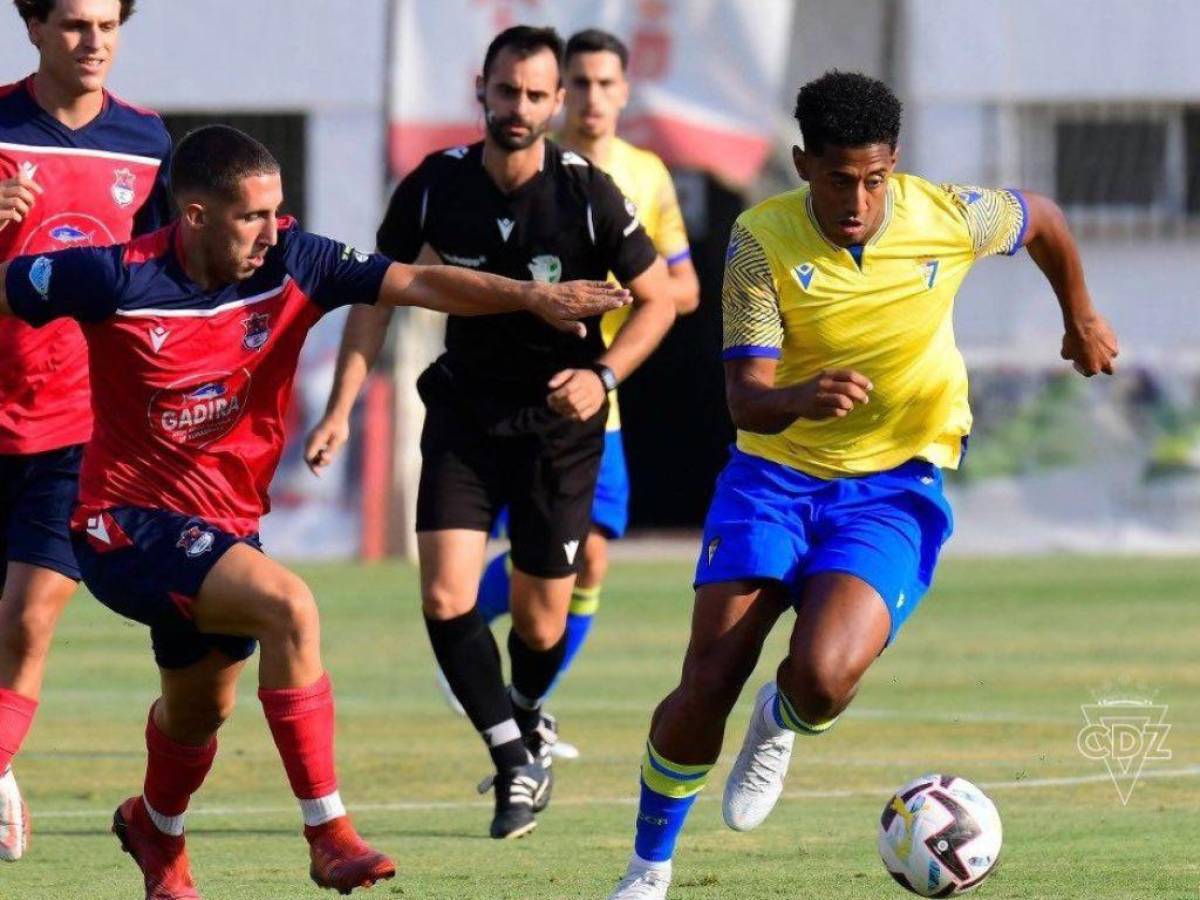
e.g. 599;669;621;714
5;219;390;536
0;75;170;454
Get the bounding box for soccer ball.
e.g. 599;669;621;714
877;774;1002;896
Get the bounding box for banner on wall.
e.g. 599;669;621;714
388;0;796;185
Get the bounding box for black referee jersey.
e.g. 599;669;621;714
377;140;658;390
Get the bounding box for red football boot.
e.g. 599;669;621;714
111;796;200;900
305;815;395;894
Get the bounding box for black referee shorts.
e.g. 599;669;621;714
414;361;605;579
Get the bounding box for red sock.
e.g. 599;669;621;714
0;688;38;772
258;672;338;800
142;704;217;819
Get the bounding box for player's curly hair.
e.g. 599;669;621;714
14;0;136;24
482;25;563;82
171;125;280;202
793;70;902;155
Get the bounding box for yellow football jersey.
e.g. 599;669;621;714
596;137;690;429
722;173;1027;478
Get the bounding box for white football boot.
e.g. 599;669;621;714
607;858;671;899
0;766;29;861
722;682;795;831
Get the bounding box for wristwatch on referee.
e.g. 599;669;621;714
588;362;619;392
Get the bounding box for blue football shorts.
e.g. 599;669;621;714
694;448;955;643
71;506;260;669
0;444;84;582
591;428;630;539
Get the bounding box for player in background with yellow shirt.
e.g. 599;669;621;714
606;70;1118;899
465;29;700;757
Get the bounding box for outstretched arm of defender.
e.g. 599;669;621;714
378;261;629;321
1020;191;1119;376
725;357;872;435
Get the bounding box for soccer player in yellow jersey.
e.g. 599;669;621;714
607;71;1119;899
469;29;700;757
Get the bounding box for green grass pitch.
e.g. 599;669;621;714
3;556;1197;898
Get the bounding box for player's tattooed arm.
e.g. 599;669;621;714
725;357;873;434
1019;191;1119;377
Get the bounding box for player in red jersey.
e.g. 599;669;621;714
0;124;627;898
0;0;170;860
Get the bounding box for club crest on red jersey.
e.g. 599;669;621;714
148;369;253;448
241;312;271;351
111;167;136;207
176;526;215;558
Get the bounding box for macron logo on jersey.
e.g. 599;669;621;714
86;515;111;545
792;262;816;291
149;325;169;353
497;218;516;242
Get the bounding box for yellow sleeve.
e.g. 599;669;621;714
942;184;1028;258
721;221;783;359
653;164;691;264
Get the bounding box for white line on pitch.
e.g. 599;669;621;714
30;764;1200;822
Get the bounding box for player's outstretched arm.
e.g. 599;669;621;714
1020;191;1119;377
725;357;873;434
378;262;630;321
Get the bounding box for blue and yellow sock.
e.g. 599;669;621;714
771;688;838;736
545;584;600;695
476;551;512;624
632;742;712;863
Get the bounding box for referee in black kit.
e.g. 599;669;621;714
306;25;674;839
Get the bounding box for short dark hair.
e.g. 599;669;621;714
565;28;628;71
482;24;563;82
793;70;902;156
14;0;136;24
170;125;280;202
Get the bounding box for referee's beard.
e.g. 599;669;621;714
484;106;552;152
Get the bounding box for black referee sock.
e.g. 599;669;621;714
508;627;568;732
425;609;529;772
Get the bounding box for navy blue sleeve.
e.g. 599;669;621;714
282;228;392;312
5;246;125;325
132;124;174;237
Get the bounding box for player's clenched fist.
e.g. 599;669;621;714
527;280;630;338
303;414;350;474
0;172;43;232
1061;312;1119;377
794;369;873;420
547;368;606;421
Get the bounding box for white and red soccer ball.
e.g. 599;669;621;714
878;774;1002;896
